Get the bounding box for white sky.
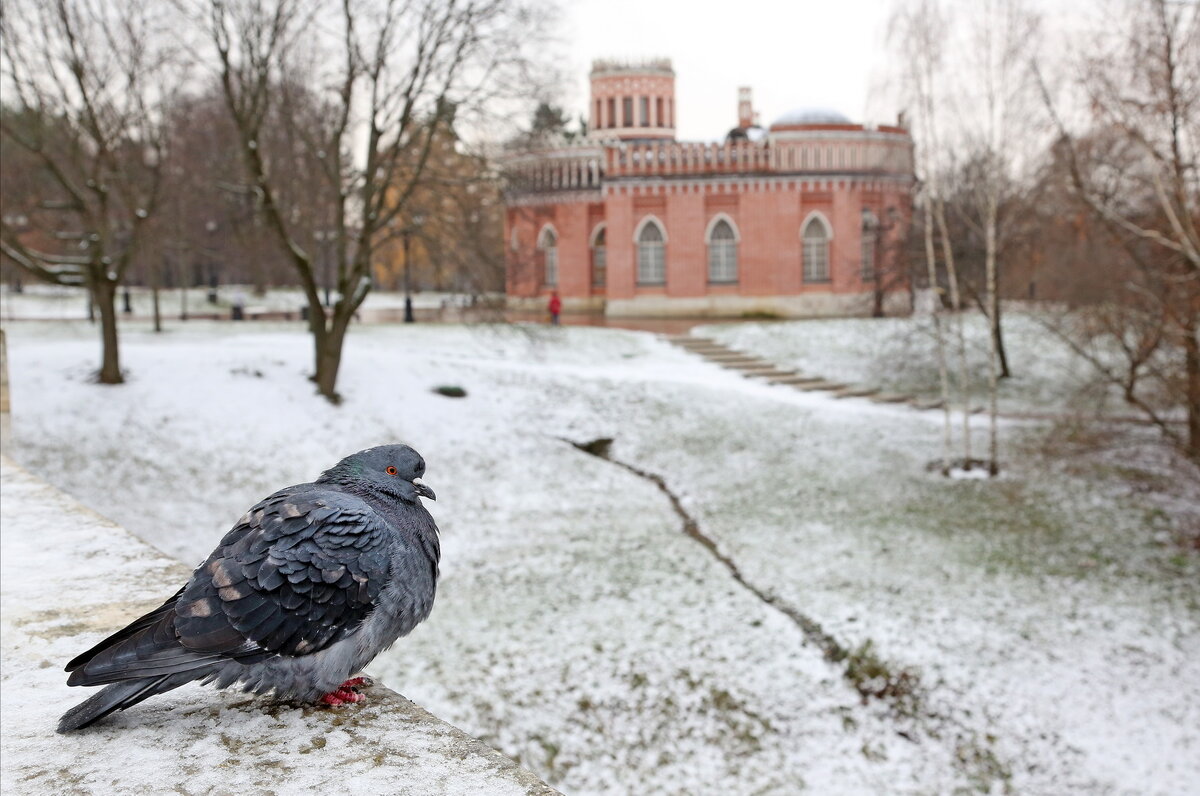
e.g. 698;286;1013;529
558;0;1088;142
560;0;902;141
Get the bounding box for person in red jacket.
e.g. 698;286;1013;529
548;291;561;325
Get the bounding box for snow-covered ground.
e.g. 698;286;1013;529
698;313;1142;415
0;284;488;321
3;319;1197;794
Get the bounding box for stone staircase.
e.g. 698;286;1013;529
665;334;944;410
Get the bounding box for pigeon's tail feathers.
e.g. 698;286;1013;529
66;617;229;687
57;674;181;733
66;587;185;673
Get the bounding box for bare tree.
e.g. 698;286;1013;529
1038;0;1199;459
958;0;1043;474
197;0;552;402
0;0;179;383
891;0;959;474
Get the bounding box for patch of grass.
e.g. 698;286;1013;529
432;384;467;398
839;640;922;718
956;736;1013;793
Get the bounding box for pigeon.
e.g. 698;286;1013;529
57;444;439;733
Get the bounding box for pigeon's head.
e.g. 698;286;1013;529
320;444;435;504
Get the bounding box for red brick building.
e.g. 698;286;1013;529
504;59;915;317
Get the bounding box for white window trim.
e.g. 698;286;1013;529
704;213;741;243
588;222;607;248
537;223;558;249
636;217;666;285
632;214;668;244
800;211;834;241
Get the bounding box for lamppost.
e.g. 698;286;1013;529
205;220;219;304
401;214;424;323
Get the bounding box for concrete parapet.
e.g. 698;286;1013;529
0;456;558;796
0;329;9;453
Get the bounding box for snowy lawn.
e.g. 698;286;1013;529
698;312;1149;416
0;283;486;321
3;319;1198;794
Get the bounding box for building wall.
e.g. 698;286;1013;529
505;176;911;318
503;59;914;318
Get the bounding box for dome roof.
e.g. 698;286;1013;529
771;107;851;127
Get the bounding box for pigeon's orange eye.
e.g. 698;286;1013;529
386;466;398;476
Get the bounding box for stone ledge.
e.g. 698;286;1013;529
0;456;558;796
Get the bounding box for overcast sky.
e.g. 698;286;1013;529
557;0;1087;142
560;0;901;141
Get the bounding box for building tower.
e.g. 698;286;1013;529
588;58;676;141
737;86;754;129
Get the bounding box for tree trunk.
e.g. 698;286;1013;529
934;199;972;467
94;279;123;384
992;297;1011;379
152;257;163;333
1186;310;1200;461
313;305;352;404
985;193;1000;476
924;199;953;475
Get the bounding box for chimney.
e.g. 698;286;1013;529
738;87;754;129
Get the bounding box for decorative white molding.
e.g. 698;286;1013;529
704;213;740;243
633;214;668;243
801;210;834;240
506;190;603;207
588;222;607;247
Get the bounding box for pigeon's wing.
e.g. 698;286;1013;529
64;586;185;672
173;489;393;658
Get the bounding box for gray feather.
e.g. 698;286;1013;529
58;444;440;731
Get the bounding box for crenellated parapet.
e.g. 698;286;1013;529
501;141;606;197
504;128;913;196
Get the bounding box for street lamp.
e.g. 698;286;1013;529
401;214;424;323
205;220;219;304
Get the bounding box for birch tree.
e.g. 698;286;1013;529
890;0;958;474
958;0;1043;475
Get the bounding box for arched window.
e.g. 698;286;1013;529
860;210;878;280
591;225;607;287
538;226;558;286
707;218;738;283
802;216;831;283
637;220;665;285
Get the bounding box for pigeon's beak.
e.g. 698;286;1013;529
413;478;436;501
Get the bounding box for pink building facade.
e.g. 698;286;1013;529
504;59;915;318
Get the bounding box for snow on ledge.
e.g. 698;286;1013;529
0;456;558;796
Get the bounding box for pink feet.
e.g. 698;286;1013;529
319;677;370;706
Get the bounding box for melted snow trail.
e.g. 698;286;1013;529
562;436;1015;790
564;438;849;666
